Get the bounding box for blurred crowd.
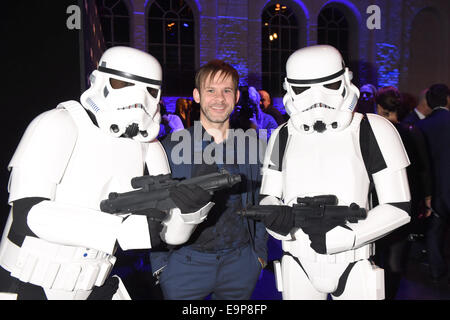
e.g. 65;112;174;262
356;82;450;298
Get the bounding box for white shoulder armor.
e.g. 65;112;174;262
8;105;78;203
145;139;171;175
262;124;285;171
324;115;412;254
367;113;411;204
260;124;287;199
366;113;410;171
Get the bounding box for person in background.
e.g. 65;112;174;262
175;97;191;128
356;83;377;114
375;86;433;298
188;99;201;125
415;83;450;285
231;86;278;141
158;99;184;140
402;89;433;125
259;89;285;126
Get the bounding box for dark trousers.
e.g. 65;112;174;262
426;214;448;278
374;224;410;300
158;243;262;300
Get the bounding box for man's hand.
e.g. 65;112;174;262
260;205;295;236
258;257;266;268
424;196;432;218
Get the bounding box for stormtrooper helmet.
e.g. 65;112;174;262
283;45;359;133
80;46;162;142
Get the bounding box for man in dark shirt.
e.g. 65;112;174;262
150;60;268;300
416;83;450;283
259;89;285;125
402;89;432;125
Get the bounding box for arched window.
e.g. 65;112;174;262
147;0;196;96
407;7;446;96
317;6;350;66
262;3;299;96
96;0;131;48
317;4;360;85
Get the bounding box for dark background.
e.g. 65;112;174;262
1;1;83;231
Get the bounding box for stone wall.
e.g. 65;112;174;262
93;0;449;103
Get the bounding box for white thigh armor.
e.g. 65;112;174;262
261;113;410;299
0;101;170;298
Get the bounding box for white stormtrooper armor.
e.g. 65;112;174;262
283;45;359;134
80;46;162;142
0;47;210;300
261;45;411;299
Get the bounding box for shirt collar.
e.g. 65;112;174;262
431;106;449;114
414;108;426;119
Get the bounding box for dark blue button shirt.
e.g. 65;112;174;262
166;128;250;252
188;157;250;252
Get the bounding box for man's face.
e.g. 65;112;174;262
377;105;398;123
259;90;270;110
360;89;374;102
193;72;239;125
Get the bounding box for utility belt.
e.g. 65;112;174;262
0;236;116;292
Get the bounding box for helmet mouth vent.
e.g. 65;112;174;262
302;103;335;112
117;104;150;116
313;121;327;133
123;123;140;138
118;103;144;110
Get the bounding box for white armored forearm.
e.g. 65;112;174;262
27;200;152;254
325;167;411;255
325;203;410;254
160;202;214;245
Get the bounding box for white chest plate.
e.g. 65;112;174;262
55;119;145;210
282;115;370;208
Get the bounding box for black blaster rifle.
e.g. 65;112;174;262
100;169;241;214
241;195;367;224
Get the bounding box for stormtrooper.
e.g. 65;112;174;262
255;45;411;299
0;46;212;300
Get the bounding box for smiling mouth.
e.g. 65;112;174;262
302;103;335;112
210;105;227;111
